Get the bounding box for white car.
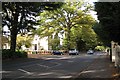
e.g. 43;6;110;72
87;50;94;54
69;49;79;55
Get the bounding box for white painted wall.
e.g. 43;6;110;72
111;41;116;62
39;37;48;50
30;35;48;51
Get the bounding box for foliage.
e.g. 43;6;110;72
95;46;105;51
2;49;27;59
71;25;99;51
1;36;10;48
16;34;33;49
94;2;120;44
2;2;63;52
93;23;111;47
37;2;96;50
49;38;60;50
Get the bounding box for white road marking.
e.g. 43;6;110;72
36;64;50;68
38;72;54;76
17;75;25;78
0;71;12;73
37;62;61;69
18;69;33;75
58;76;72;78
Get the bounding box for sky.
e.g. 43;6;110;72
87;0;98;21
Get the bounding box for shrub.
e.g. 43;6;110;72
95;46;105;51
15;50;27;58
2;49;27;59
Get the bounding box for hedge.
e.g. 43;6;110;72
2;49;27;59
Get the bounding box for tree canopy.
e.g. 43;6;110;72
94;2;120;45
16;34;33;50
2;2;63;51
36;2;97;50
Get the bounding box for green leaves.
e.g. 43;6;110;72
16;34;33;49
2;2;63;51
95;2;120;44
36;2;97;50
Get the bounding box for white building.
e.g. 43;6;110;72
28;32;64;51
29;35;48;51
2;33;63;51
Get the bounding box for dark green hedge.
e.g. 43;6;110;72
2;49;27;59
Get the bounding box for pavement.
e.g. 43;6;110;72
75;55;120;79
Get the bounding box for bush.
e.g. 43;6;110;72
95;46;105;51
2;49;27;59
15;50;27;58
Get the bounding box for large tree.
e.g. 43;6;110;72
93;22;111;47
94;2;120;44
70;24;99;51
37;1;95;50
2;2;63;51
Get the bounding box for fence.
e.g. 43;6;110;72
27;50;53;55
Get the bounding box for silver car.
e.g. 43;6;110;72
87;50;94;54
69;49;79;55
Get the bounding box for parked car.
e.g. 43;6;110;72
87;49;94;54
69;49;79;55
52;50;63;55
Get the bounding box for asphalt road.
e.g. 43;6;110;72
2;52;105;79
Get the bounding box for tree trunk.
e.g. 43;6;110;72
10;31;17;52
10;10;19;52
67;27;71;50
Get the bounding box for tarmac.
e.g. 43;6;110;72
74;55;120;80
2;54;120;80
